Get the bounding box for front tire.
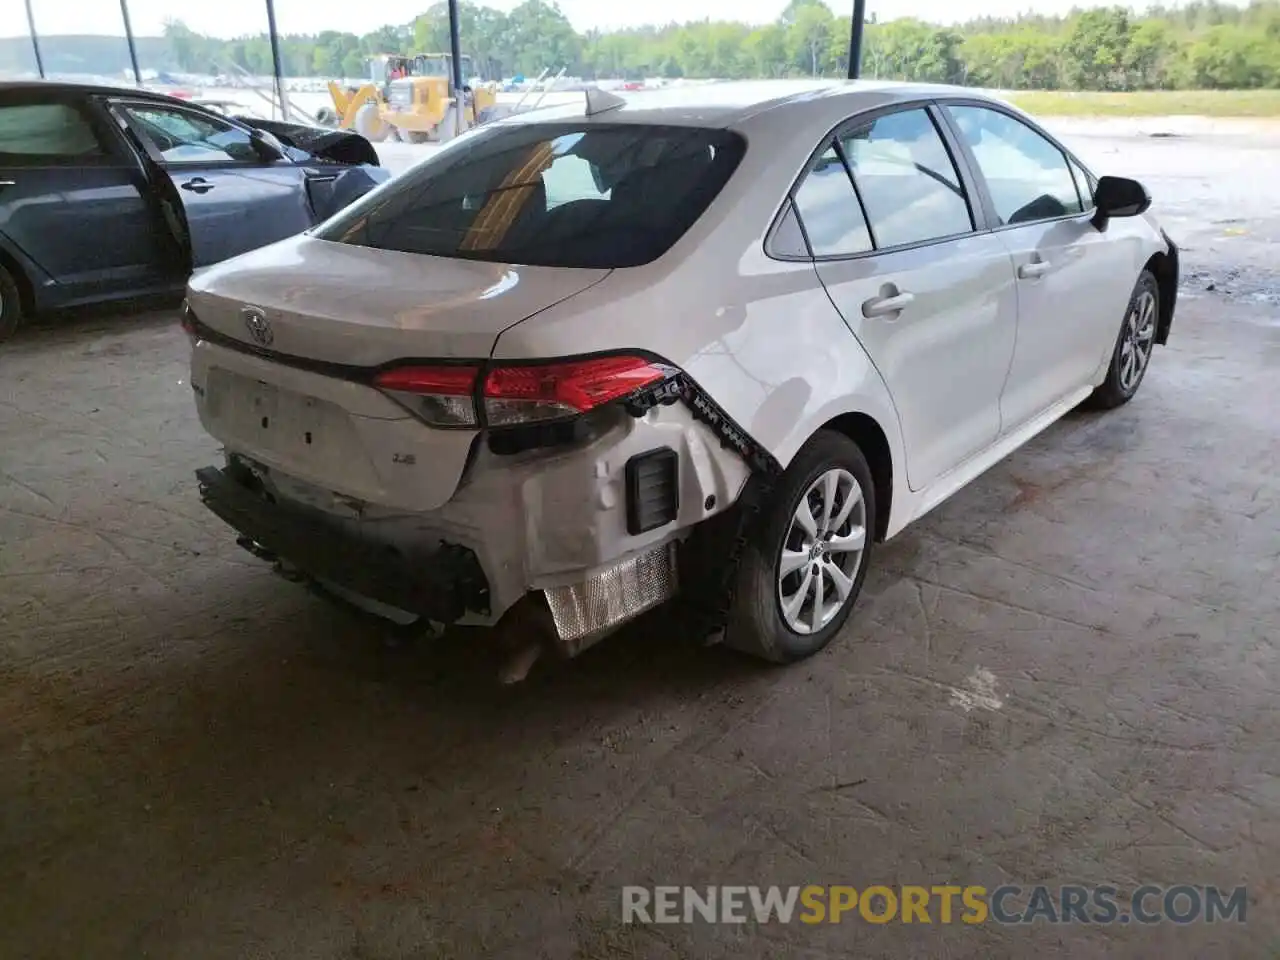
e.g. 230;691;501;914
1086;269;1159;410
353;102;389;143
724;430;876;663
0;262;23;343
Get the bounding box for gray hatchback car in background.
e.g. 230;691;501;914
0;81;390;340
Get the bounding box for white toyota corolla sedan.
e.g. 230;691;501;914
183;79;1178;667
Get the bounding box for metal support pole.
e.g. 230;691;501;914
447;0;465;135
119;0;142;85
847;0;867;80
264;0;290;120
24;0;45;78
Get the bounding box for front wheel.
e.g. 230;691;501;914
1086;269;1159;410
724;430;876;663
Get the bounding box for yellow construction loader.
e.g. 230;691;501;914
320;53;499;144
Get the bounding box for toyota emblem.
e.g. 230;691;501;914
241;307;273;347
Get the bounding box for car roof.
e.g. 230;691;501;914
509;79;998;129
0;79;193;104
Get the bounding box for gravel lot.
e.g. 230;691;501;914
3;119;1280;959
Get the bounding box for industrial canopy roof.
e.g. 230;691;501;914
17;0;872;95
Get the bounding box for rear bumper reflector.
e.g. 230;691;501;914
195;465;490;622
543;543;677;653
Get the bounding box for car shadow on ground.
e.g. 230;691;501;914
9;297;182;350
18;525;924;840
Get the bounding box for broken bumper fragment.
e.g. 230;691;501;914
195;463;490;624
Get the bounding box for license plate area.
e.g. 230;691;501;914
206;368;358;469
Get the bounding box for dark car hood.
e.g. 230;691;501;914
235;116;380;167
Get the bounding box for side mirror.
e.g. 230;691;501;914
1092;175;1151;229
249;129;286;162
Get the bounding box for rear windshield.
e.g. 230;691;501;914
316;122;746;268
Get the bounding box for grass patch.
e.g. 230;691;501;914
1005;89;1280;118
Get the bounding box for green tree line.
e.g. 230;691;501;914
107;0;1280;90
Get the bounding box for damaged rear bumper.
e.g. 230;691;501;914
195;460;683;648
190;351;763;647
196;463;490;623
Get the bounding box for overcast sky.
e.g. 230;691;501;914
4;0;1221;39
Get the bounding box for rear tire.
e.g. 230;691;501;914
723;430;876;663
1085;269;1159;410
0;262;23;343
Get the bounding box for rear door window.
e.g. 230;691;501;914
317;123;746;268
839;108;974;249
0;101;106;165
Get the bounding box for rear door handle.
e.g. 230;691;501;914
861;289;915;319
180;177;214;194
0;180;15;188
1018;259;1051;279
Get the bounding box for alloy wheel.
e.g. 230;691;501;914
776;468;868;635
1118;288;1157;393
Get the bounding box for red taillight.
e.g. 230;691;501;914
373;365;478;396
372;355;670;429
483;356;668;426
372;364;480;427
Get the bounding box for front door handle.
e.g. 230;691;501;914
180;177;214;194
0;180;15;188
1018;259;1051;279
861;286;915;319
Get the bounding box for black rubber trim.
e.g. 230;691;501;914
625;372;783;480
195;464;490;620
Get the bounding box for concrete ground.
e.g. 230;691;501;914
3;121;1280;958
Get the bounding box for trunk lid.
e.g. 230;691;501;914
186;233;611;367
191;337;478;514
